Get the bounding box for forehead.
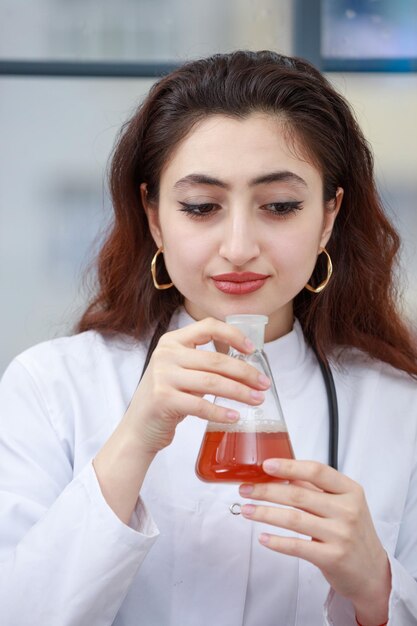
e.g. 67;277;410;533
160;113;322;190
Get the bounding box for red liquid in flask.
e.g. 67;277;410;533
196;428;294;483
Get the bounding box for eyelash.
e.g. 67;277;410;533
178;201;303;219
263;201;303;216
179;202;216;218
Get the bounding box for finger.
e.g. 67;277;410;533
292;479;324;493
171;390;242;425
170;367;267;407
239;481;334;518
178;348;271;391
241;503;331;542
262;458;355;494
257;532;333;570
172;317;255;353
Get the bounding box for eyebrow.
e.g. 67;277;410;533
173;171;308;190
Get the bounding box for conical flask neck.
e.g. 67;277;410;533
225;314;268;350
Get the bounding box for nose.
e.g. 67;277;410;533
218;210;261;266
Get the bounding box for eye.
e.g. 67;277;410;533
178;201;218;218
262;201;303;216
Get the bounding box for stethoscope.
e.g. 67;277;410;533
141;332;340;516
314;350;339;471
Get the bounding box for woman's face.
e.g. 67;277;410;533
143;113;342;341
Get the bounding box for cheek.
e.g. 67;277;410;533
164;233;212;280
158;211;207;266
266;228;320;280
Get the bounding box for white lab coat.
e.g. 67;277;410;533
0;307;416;626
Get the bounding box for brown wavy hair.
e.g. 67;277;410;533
77;50;417;375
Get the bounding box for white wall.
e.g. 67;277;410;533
1;0;416;375
330;72;417;314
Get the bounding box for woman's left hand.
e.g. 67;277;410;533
239;459;391;622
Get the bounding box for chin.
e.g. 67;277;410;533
214;300;273;319
184;291;284;322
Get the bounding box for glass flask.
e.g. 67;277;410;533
196;314;294;483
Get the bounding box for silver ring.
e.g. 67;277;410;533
229;502;241;515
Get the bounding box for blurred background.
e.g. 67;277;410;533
1;0;416;375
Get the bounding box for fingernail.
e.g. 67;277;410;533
239;483;254;496
250;390;265;401
259;533;270;545
263;459;280;473
241;504;256;516
258;374;270;388
244;338;255;352
226;411;240;422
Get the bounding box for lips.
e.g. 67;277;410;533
211;272;269;295
212;272;269;282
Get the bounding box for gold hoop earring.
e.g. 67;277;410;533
305;248;333;293
151;247;174;290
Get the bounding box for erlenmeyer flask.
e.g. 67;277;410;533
196;314;294;483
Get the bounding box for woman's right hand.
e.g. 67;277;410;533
124;316;271;456
93;316;270;524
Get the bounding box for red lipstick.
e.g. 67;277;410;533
211;272;269;295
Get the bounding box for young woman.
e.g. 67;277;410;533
1;50;416;626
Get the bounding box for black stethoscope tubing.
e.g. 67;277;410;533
313;351;339;471
141;336;339;472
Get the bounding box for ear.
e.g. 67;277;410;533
319;187;344;249
140;182;163;248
